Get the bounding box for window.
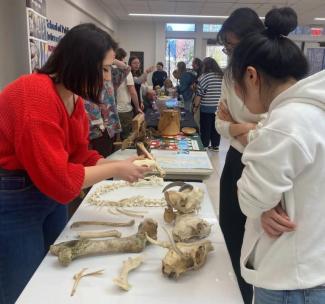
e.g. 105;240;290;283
165;39;195;83
166;23;195;32
206;45;228;69
203;24;222;33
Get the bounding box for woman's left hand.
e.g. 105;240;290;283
236;133;249;146
261;204;296;238
218;101;235;123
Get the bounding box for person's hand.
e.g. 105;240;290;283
140;103;144;111
236;133;249;146
145;66;155;74
115;156;151;182
192;105;199;113
243;122;257;133
217;101;235;123
112;59;128;69
261;203;296;238
136;107;143;114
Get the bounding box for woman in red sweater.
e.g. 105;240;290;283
0;23;149;304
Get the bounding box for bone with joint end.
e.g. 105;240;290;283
70;219;135;228
77;230;122;239
50;218;158;266
113;255;144;291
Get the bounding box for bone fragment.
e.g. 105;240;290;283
70;268;104;296
70;219;135;228
77;230;122;239
113;256;144;291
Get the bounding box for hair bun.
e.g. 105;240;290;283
264;7;297;36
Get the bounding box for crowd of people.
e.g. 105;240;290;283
1;5;325;304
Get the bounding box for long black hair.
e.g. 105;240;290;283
202;57;223;76
217;8;264;45
39;23;118;103
230;7;308;94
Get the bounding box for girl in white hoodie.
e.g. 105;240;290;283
230;7;325;304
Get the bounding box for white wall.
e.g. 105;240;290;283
0;0;29;90
47;0;117;35
116;21;166;85
0;0;117;90
116;21;160;66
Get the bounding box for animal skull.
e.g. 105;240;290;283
172;214;211;242
163;182;204;223
146;234;213;279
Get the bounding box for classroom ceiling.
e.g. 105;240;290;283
100;0;325;25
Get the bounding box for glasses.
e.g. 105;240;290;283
222;41;237;56
222;47;232;56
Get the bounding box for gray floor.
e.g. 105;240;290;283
203;138;229;217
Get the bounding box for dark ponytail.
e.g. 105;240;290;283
264;7;297;37
230;7;308;91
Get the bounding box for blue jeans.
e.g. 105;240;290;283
0;173;68;304
255;287;325;304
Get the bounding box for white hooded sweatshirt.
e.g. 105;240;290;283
237;70;325;290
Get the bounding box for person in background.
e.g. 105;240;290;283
115;49;143;139
172;69;180;85
84;59;130;157
161;78;176;97
0;23;150;304
176;61;196;111
193;57;223;151
232;7;325;304
192;57;203;80
143;89;158;112
152;61;167;88
128;56;155;109
215;8;265;304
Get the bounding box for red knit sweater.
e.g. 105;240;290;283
0;74;102;203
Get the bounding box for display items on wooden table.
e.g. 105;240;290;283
150;134;203;154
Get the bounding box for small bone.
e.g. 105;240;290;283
113;256;144;291
70;220;135;228
115;208;144;218
77;230;122;239
71;268;104;296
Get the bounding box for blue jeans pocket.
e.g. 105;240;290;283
0;176;33;192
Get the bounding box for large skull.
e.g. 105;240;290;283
161;240;214;279
164;187;204;214
172;214;211;242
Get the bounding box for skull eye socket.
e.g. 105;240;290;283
194;246;206;266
